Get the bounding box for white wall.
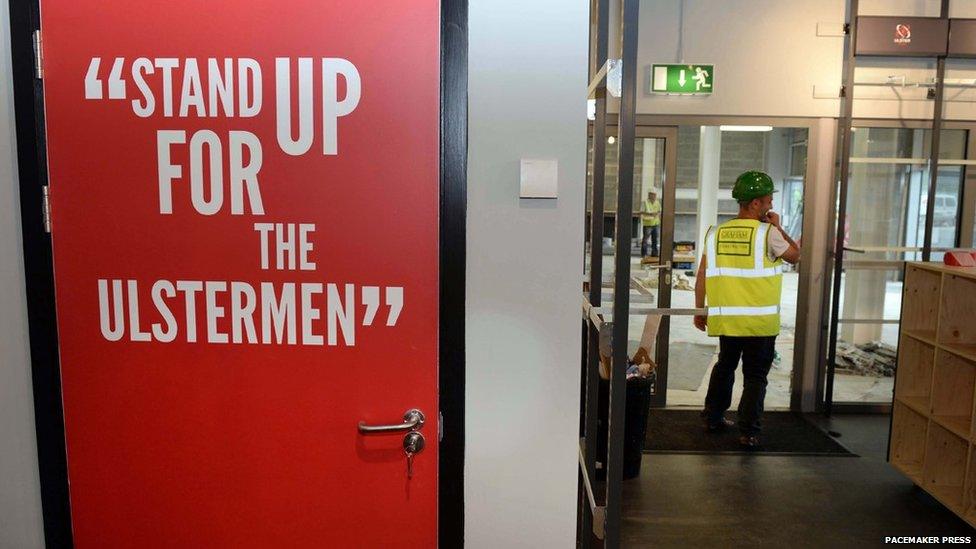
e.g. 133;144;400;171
0;1;45;547
635;0;845;118
466;1;587;547
632;0;976;121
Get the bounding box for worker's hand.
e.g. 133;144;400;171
765;210;781;227
694;314;707;332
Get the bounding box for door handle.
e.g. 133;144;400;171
358;408;426;434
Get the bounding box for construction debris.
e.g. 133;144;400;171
673;271;694;291
637;270;694;291
835;340;897;378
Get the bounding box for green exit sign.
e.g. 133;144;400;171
651;64;714;94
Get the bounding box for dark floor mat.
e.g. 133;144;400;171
644;409;856;456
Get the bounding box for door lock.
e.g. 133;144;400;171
403;431;425;479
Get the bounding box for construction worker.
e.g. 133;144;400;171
640;189;661;257
693;171;800;449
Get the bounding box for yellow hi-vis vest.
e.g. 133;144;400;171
641;199;661;227
704;219;783;337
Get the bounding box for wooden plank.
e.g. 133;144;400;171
907;262;976;280
891;403;928;470
903;266;942;333
940;275;976;347
932;350;976;421
897;395;931;417
891;459;923;484
941;342;976;365
923;423;968;500
904;330;938;345
964;445;976;519
932;415;972;441
904;329;938;346
895;336;935;400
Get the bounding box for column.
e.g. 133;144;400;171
696;126;721;262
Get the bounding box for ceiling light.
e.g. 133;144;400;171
719;125;773;132
608;136;616;144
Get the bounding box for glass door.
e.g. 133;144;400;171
825;126;971;408
585;126;677;407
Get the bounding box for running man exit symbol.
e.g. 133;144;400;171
651;64;714;95
693;66;710;91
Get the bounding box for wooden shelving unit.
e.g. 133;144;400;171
890;262;976;528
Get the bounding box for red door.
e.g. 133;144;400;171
40;1;440;546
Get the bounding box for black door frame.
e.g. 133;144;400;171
8;1;467;546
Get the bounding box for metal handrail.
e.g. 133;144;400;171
586;59;610;99
595;306;706;317
843;246;954;252
837;318;900;324
578;443;606;540
581;298;604;331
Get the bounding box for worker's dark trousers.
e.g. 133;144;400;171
702;335;777;436
641;225;659;257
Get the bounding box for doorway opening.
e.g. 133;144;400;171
586;123;810;411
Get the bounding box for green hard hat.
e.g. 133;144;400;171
732;171;776;202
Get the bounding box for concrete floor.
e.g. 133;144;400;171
621;261;800;409
604;256;901;409
618;414;976;547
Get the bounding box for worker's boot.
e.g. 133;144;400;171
702;417;734;433
738;434;761;449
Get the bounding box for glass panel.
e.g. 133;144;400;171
836;268;903;327
844;161;917;261
922;128;967;160
850;127;913;159
586;132;656;214
585;135;667;281
831;326;898;404
832;128;968;404
842;129;966;263
927;166;964;262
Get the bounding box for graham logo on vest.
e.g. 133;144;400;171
716;226;754;256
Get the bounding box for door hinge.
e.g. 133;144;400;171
42;185;51;233
32;30;42;80
438;412;443;442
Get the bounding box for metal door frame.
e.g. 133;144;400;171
637;126;680;408
578;0;640;546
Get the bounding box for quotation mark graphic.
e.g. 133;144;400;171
362;286;404;327
85;57;127;100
